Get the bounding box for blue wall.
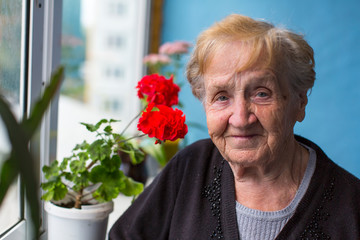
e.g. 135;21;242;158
161;0;360;178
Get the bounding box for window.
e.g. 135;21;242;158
58;0;149;160
0;0;62;239
58;0;149;232
0;0;23;236
105;66;125;80
107;35;126;49
109;1;127;16
0;0;150;238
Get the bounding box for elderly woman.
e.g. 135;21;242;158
109;14;360;239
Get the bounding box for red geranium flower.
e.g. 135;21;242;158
137;103;188;144
136;74;180;107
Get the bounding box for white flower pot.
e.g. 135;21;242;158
44;201;114;240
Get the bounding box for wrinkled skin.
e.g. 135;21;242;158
203;42;308;210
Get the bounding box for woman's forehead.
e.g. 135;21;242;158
205;42;250;74
205;40;273;74
203;41;292;93
205;69;277;88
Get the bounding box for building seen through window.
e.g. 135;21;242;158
58;0;147;160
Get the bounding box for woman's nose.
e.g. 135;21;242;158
228;97;256;128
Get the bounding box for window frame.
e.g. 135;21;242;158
1;0;154;238
0;0;62;239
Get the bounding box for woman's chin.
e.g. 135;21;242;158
223;148;266;167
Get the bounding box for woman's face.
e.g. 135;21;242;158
203;42;305;167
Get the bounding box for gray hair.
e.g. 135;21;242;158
186;14;315;101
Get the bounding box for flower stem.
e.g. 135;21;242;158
86;160;98;170
119;105;147;136
118;134;146;144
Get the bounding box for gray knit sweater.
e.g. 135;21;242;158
236;146;316;240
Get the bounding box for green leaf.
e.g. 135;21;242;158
42;160;60;179
125;148;145;165
88;139;104;155
104;125;112;134
89;165;105;183
80;123;97;132
64;172;75;182
52;183;68;201
133;148;145;164
73;141;89;151
41;191;54;201
89;165;123;183
77;151;89;162
88;139;111;161
140;139;167;167
81;119;108;132
90;169;127;202
60;157;71;170
119;176;144;196
112;133;122;142
41;180;68;201
109;119;121;123
102;155;121;172
72;172;89;191
0;158;19;203
95;119;108;129
41;180;57;191
69;160;86;173
93;183;121;202
118;140;145;165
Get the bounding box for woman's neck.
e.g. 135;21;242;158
230;141;309;211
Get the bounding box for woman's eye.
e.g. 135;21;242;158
251;89;272;104
217;95;229;102
256;92;269;98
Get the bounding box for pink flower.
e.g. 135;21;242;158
159;41;192;55
143;54;171;65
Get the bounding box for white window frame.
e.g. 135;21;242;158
1;0;150;238
0;0;62;239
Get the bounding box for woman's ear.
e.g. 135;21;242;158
296;91;308;122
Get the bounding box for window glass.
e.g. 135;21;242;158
0;0;23;235
58;3;148;232
58;0;146;163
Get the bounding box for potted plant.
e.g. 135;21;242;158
41;73;188;240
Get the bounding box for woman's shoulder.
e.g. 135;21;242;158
296;134;360;198
328;159;360;190
173;138;220;165
179;138;216;154
298;135;360;201
163;138;222;178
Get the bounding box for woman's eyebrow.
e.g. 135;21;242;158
246;72;277;87
206;76;236;91
207;84;228;92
